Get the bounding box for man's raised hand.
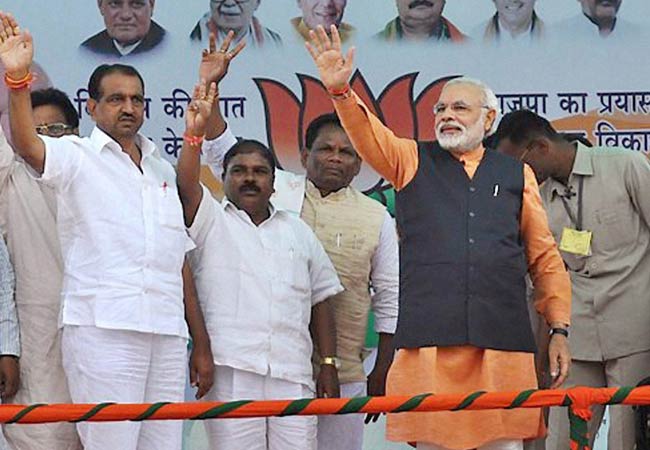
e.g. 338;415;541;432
198;31;245;87
305;25;355;93
185;80;218;137
0;12;33;78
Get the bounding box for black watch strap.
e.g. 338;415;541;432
550;327;569;338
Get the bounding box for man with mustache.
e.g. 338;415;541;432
0;12;214;450
554;0;640;39
81;0;167;57
493;109;650;450
195;32;398;450
306;25;572;450
291;0;355;44
377;0;466;43
177;72;343;450
477;0;545;42
191;0;282;48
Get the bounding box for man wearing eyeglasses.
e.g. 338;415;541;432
306;26;571;450
0;88;82;450
81;0;167;57
0;12;214;450
190;0;282;48
493;109;650;450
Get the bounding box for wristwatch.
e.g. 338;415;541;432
549;327;569;338
320;356;341;370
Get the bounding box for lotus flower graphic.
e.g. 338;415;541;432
254;71;456;210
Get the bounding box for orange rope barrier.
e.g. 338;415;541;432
2;386;649;449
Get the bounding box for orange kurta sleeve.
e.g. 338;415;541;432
333;91;418;190
520;164;571;325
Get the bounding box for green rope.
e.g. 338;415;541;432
609;387;633;405
452;391;486;411
71;403;116;423
191;400;253;420
132;402;171;421
568;407;590;450
5;404;46;424
392;393;433;413
506;389;536;409
280;399;313;416
338;396;373;414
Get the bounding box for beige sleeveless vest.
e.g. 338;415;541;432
302;181;386;383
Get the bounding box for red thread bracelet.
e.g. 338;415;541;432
4;72;34;90
183;133;204;148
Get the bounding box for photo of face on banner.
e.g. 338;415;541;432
190;0;283;48
290;0;355;44
80;0;167;57
553;0;642;39
477;0;544;42
376;0;466;43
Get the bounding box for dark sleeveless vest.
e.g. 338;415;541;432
393;142;536;353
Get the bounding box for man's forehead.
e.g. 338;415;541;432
439;83;483;103
314;123;349;141
100;74;143;93
230;151;271;166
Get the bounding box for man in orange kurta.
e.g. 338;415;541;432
306;26;572;450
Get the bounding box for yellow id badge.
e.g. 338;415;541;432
559;227;592;256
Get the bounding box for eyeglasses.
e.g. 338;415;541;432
35;123;75;138
433;102;490;115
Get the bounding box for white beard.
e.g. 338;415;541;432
436;115;487;153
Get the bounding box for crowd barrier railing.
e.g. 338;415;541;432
2;386;650;450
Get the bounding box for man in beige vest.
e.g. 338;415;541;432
197;33;399;450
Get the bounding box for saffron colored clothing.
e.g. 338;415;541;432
332;91;571;449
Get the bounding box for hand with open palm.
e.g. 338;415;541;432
305;25;355;93
185;80;217;138
0;12;33;79
199;31;245;87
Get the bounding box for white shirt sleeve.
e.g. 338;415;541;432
302;223;344;305
370;211;399;334
188;185;220;248
0;127;15;189
0;237;18;356
39;135;84;190
201;125;238;179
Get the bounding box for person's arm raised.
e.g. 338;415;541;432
199;31;245;140
0;12;45;173
177;80;217;227
306;25;418;190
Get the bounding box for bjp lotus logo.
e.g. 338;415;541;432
254;71;456;211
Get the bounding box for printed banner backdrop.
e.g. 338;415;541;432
4;0;650;205
1;1;643;448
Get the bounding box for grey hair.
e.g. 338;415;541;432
443;77;500;135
